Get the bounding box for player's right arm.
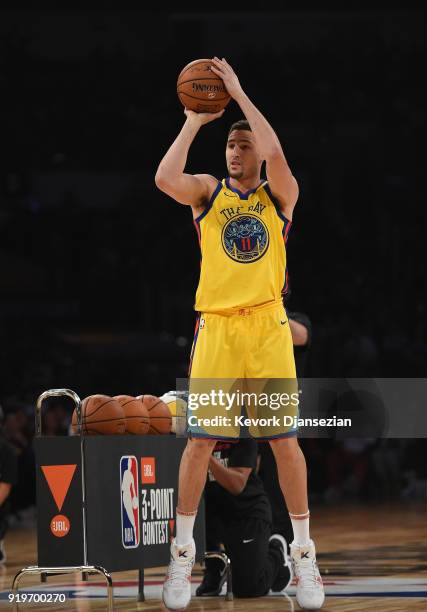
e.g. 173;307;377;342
289;318;309;346
208;456;251;496
155;110;224;212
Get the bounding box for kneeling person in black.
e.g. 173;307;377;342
197;438;292;598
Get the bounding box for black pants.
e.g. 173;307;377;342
227;517;283;597
207;516;282;598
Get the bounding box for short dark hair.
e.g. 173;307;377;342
228;119;251;136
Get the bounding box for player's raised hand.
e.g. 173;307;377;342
210;57;243;100
184;108;225;126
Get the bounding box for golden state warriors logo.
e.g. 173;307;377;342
221;214;269;263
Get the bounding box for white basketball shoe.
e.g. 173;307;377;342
290;539;325;610
162;538;195;610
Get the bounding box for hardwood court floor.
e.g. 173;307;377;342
1;503;426;611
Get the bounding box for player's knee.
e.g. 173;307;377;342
185;437;216;460
270;436;300;457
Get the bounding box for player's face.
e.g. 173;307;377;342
226;130;261;180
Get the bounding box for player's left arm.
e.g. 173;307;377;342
211;57;299;220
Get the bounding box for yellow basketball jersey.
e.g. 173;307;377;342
193;178;291;313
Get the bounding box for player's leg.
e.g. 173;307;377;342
269;436;324;609
247;305;325;609
163;438;215;610
258;442;294;545
163;312;244;610
269;436;308;515
187;313;244;439
177;437;217;525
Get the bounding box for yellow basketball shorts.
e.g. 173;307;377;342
187;302;299;440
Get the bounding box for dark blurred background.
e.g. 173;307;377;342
0;8;425;513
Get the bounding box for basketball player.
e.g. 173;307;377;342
155;57;324;610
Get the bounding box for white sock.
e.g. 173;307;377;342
290;511;310;545
175;508;197;546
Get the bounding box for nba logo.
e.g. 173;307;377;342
120;456;140;549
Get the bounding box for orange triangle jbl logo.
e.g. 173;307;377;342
41;465;77;512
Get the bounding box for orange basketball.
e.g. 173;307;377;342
177;58;231;113
114;395;150;435
71;394;126;435
137;394;171;435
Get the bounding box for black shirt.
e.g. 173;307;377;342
205;438;271;523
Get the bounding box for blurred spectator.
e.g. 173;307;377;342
2;410;36;515
325;439;375;502
371;440;402;500
42;404;69;436
401;440;427;500
0;403;18;564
